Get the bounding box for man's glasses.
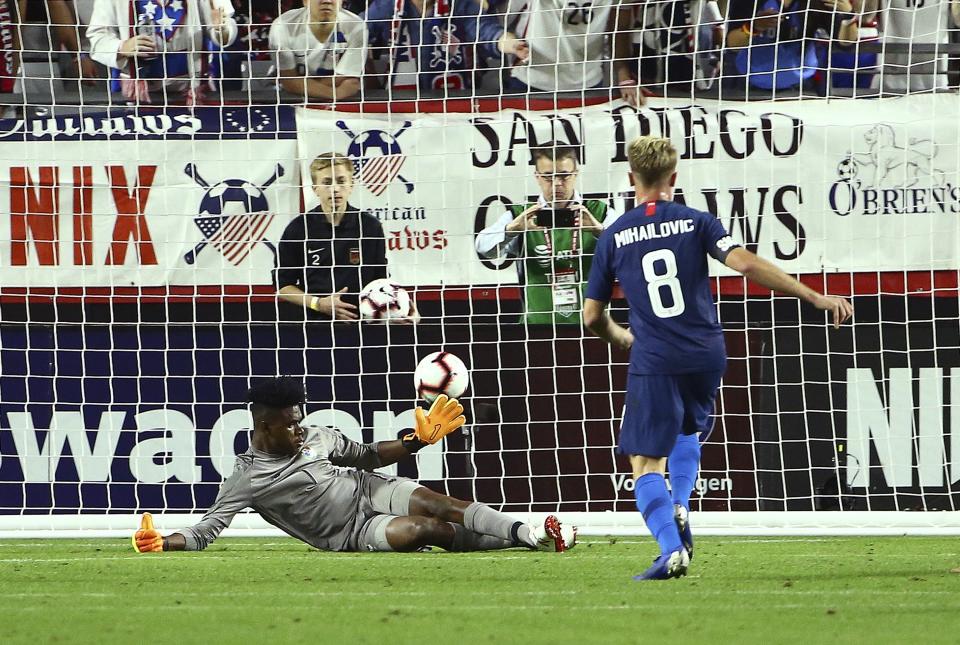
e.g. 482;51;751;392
536;172;577;182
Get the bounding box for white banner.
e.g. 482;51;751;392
0;98;957;290
297;94;960;286
0;107;300;289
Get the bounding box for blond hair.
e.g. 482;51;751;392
627;136;678;187
309;152;354;181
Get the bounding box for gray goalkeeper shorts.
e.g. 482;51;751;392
353;474;423;552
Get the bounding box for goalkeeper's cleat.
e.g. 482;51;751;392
633;548;690;581
674;504;694;561
532;515;577;552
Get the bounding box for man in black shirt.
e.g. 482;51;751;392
276;152;414;321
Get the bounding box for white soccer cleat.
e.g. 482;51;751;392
674;504;694;561
531;515;577;552
633;548;690;581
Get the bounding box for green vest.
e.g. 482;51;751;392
510;200;608;325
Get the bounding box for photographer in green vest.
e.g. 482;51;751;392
476;143;618;324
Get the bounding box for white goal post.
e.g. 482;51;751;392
4;512;960;539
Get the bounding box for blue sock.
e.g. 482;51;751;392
668;434;701;511
634;473;683;555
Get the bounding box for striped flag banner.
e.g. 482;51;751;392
203;211;276;266
357;154;405;196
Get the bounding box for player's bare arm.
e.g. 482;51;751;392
277;285;359;320
583;298;634;351
278;68;361;100
723;247;854;328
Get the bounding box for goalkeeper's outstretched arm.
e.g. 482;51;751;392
133;505;241;553
133;509;237;553
133;468;251;553
324;395;467;467
133;515;219;552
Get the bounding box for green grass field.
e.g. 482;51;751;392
2;537;958;644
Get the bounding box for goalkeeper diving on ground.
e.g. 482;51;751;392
132;377;575;554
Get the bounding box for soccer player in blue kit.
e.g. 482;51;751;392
584;136;853;580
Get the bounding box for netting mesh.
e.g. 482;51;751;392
0;0;958;534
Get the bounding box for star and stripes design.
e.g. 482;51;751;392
357;156;406;196
138;0;187;40
194;210;276;266
184;164;285;266
125;0;193;80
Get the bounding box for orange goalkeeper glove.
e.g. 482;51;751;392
402;395;466;453
132;512;164;553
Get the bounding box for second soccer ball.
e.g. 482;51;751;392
359;279;411;320
414;351;469;404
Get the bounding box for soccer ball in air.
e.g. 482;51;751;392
359;279;411;320
414;351;469;404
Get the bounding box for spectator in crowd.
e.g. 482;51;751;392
270;0;364;100
504;0;638;99
362;0;528;91
50;1;103;81
87;0;238;102
210;0;286;91
475;143;615;325
725;0;861;94
0;0;23;99
870;0;959;93
276;152;417;322
820;0;879;92
15;1;101;92
624;0;725;99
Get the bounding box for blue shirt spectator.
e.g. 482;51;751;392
726;0;867;92
732;0;818;89
362;0;512;91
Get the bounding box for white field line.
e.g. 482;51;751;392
0;542;300;548
2;551;959;563
0;537;907;548
5;602;955;612
0;604;698;612
0;589;956;598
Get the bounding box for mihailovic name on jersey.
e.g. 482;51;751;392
585;200;741;376
614;219;695;247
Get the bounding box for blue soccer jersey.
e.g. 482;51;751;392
585;200;740;375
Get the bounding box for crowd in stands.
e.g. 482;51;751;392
0;0;958;104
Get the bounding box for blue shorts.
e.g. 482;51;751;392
618;371;724;458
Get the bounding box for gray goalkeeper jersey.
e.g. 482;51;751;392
181;425;384;552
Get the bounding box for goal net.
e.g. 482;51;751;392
0;0;959;538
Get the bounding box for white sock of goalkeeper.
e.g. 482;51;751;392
463;502;537;547
448;523;516;551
